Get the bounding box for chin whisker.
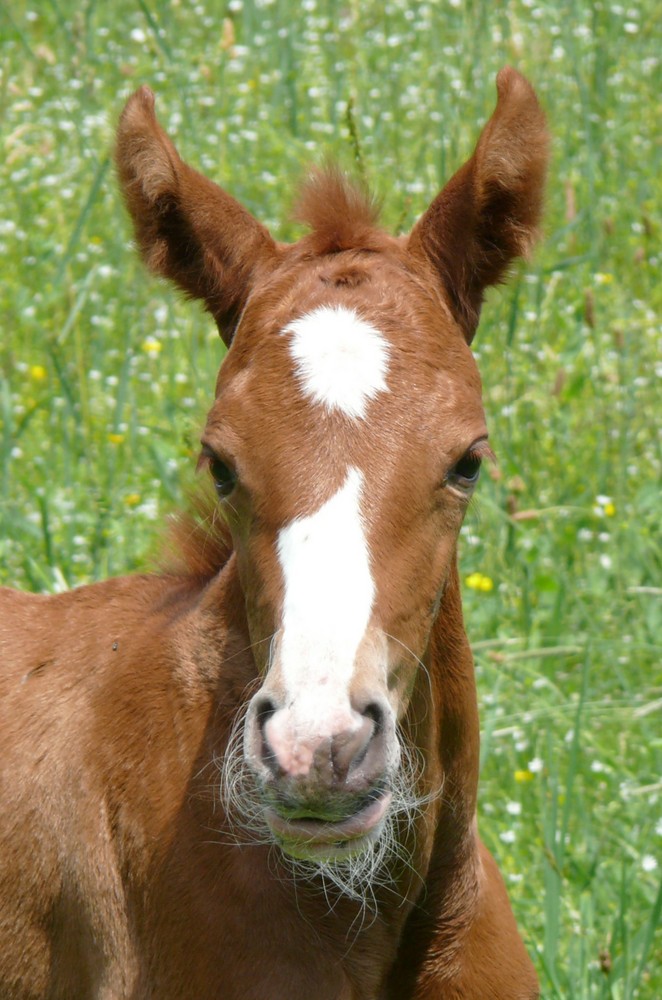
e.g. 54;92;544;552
214;709;445;913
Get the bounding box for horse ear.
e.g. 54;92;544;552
116;87;278;345
407;68;549;343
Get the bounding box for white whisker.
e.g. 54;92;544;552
384;631;434;704
215;707;445;916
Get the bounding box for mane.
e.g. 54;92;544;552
294;166;384;255
159;484;233;583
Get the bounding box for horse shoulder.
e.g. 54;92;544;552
0;573;227;998
386;836;539;999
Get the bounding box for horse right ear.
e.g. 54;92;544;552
116;87;278;345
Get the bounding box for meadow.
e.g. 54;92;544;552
0;0;660;995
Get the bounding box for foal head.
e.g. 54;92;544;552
117;69;547;872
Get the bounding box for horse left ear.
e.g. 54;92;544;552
116;87;278;345
407;68;549;343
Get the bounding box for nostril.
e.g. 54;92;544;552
337;698;392;787
330;722;372;781
254;695;277;730
250;696;280;775
362;701;385;734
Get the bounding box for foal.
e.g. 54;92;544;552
0;68;548;998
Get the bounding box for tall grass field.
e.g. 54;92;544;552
1;1;660;995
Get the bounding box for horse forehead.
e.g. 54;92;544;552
228;288;475;399
280;304;391;420
217;299;481;473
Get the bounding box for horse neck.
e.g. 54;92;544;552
195;554;256;695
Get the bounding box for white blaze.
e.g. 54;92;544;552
283;304;390;419
274;467;375;743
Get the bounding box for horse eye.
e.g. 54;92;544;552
448;450;482;489
209;457;237;498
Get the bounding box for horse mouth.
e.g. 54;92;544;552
265;791;393;861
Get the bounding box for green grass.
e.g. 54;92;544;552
1;0;660;995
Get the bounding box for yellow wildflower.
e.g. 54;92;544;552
142;337;162;354
514;770;534;783
465;572;494;592
604;502;616;517
108;432;125;445
29;364;47;382
124;493;141;506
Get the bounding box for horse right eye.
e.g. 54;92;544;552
209;457;237;498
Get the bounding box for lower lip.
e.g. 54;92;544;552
265;792;393;860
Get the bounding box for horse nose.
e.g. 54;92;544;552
246;694;390;789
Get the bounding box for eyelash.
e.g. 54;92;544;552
446;443;494;492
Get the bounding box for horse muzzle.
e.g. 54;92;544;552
243;691;398;859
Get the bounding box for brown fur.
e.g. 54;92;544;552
159;484;233;582
0;69;548;999
294;165;383;255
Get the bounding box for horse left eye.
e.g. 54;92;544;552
447;451;482;489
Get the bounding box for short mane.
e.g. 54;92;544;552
294;166;383;255
160;486;233;583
